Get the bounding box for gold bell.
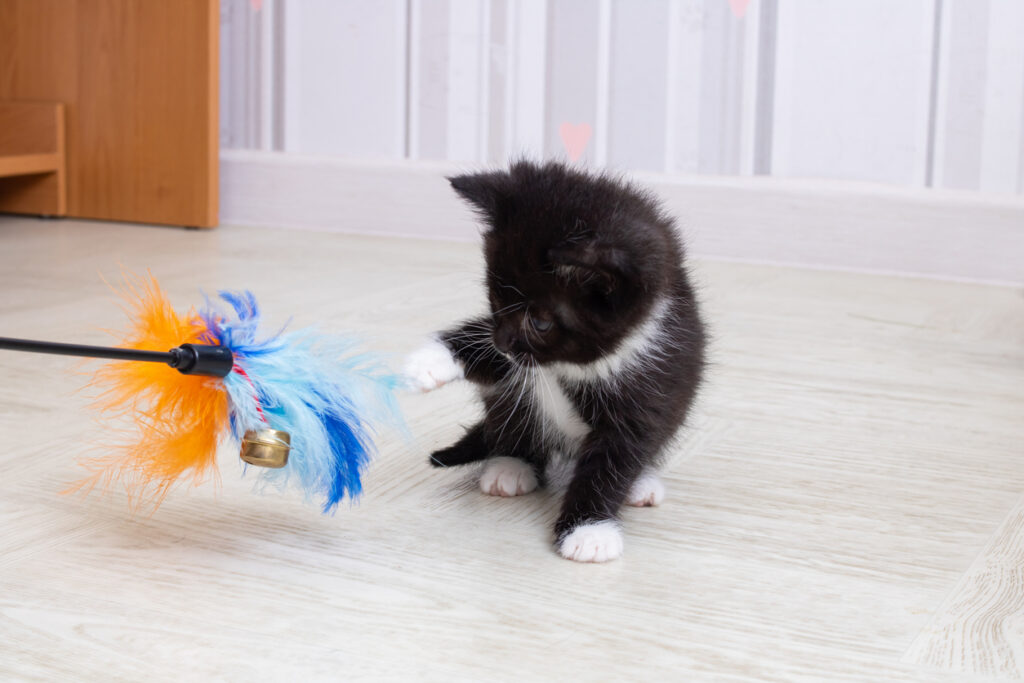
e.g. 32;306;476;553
240;429;291;468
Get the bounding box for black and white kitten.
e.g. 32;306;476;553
404;161;705;563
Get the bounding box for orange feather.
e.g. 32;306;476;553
73;275;229;510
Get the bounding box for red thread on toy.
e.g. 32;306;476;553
234;365;268;424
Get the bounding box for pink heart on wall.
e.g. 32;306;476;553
250;0;263;11
559;123;593;163
728;0;750;18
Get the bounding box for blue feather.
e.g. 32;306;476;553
199;291;402;512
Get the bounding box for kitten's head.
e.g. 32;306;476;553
449;161;680;366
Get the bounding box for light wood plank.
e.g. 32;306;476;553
0;216;1021;681
0;101;65;214
0;101;62;156
905;496;1024;677
0;153;60;177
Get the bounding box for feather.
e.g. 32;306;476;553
76;274;229;510
79;275;402;513
200;291;402;512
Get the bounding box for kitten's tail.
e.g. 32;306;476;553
429;422;488;467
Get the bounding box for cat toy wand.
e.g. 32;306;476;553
0;274;401;513
0;335;281;462
0;336;236;377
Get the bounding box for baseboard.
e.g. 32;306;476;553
221;150;1024;285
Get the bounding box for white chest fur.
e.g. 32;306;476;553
550;297;669;384
531;367;590;445
529;296;670;448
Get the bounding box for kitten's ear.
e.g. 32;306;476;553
448;172;511;220
548;242;631;296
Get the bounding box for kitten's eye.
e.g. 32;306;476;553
531;316;553;332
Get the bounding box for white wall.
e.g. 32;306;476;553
221;0;1024;194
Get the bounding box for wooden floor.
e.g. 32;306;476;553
1;216;1022;681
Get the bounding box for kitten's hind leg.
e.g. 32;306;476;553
625;471;665;507
430;422;489;467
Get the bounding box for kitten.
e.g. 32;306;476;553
404;160;705;563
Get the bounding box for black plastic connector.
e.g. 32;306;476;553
168;344;234;377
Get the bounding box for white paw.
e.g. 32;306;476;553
402;337;464;392
558;521;624;563
479;457;538;497
626;473;665;507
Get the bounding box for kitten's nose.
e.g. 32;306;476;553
493;329;517;354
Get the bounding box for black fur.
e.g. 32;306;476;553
433;160;705;546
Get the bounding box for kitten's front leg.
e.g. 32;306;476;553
403;317;512;391
555;433;648;563
403;335;464;392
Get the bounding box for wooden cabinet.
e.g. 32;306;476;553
0;0;219;227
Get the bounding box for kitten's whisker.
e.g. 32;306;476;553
506;370;537;456
492;301;525;316
462;346;489;377
494;363;531;447
500;283;526;298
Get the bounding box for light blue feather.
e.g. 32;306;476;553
199;291;402;512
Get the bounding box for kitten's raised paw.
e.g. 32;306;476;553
626;473;665;507
403;337;464;392
558;521;623;563
479;457;538;497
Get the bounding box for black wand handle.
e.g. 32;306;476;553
0;337;234;377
